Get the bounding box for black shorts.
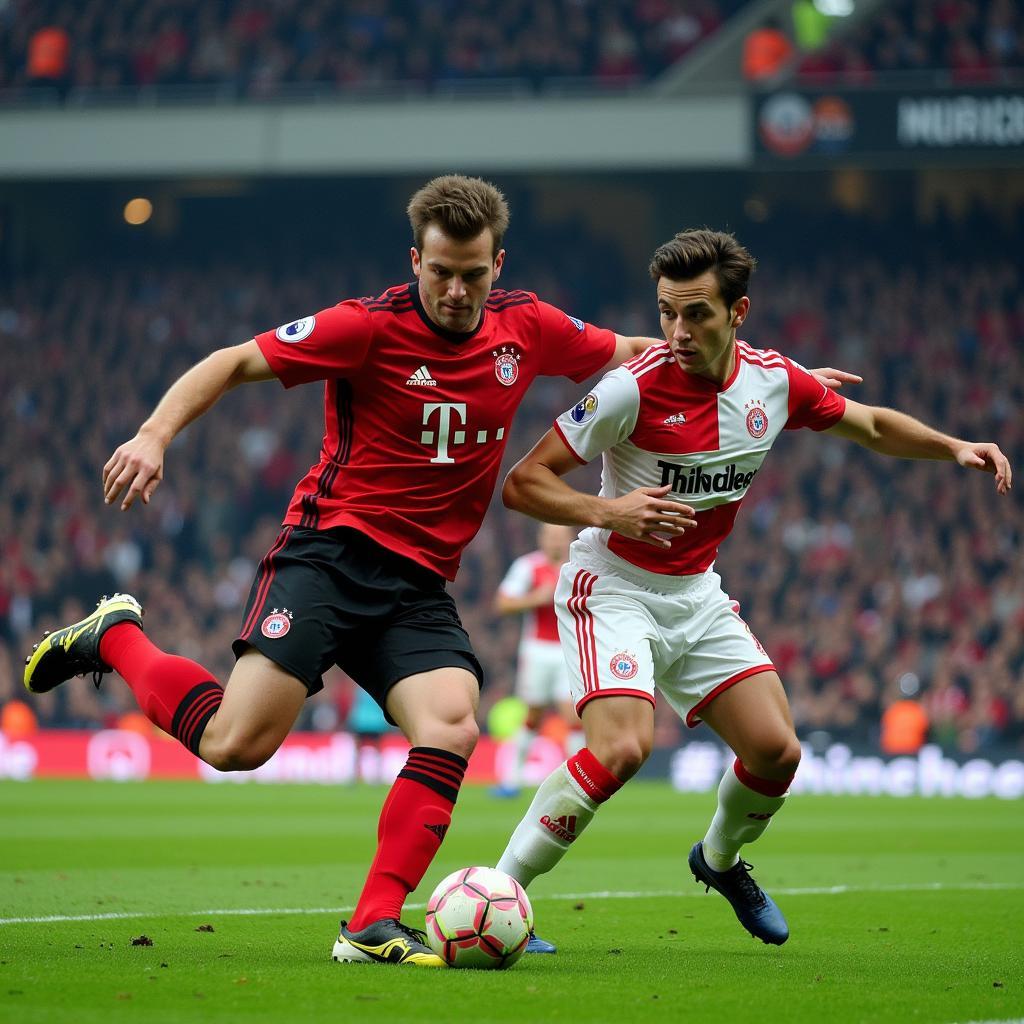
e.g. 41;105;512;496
233;526;483;717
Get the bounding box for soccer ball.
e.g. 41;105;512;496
425;866;533;969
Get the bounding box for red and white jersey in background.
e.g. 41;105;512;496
255;283;615;580
498;550;562;644
554;339;846;576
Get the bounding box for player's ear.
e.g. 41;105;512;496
410;246;422;277
492;248;505;281
731;296;749;328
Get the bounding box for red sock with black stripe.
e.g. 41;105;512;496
99;623;223;756
348;747;467;931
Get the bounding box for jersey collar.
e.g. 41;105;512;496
407;282;487;345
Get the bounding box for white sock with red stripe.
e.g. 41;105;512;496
496;749;622;887
702;758;792;872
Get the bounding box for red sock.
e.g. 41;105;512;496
99;623;223;755
348;747;467;931
567;748;624;803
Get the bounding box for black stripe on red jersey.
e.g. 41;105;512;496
358;284;412;310
485;290;530;309
407;282;487;344
486;296;534;312
300;380;353;529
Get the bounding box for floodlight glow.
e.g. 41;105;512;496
123;197;153;225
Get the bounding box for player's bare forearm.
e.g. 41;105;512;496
829;400;1012;494
103;341;274;510
494;589;554;615
503;431;698;547
831;403;960;460
502;458;606;530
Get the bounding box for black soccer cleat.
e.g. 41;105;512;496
331;918;446;967
688;841;789;945
23;593;144;694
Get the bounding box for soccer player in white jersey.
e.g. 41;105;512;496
493;523;582;798
495;228;1012;949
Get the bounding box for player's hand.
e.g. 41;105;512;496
103;429;167;510
603;485;697;548
955;443;1013;495
810;367;863;390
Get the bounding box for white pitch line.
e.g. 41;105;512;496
4;880;1019;929
1;880;1022;927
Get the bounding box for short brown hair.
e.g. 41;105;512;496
648;228;756;309
407;175;510;256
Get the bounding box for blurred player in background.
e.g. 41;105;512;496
494;228;1011;951
492;522;582;798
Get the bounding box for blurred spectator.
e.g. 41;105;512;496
743;18;794;80
26;20;70;96
880;698;930;754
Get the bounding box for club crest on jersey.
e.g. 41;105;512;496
745;399;769;439
571;393;598;423
261;608;293;639
493;345;521;386
275;316;315;343
610;652;639;680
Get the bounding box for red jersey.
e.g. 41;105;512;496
255;283;615;579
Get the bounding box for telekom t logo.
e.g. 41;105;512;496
420;402;505;463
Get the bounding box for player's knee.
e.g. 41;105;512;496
591;734;651;781
749;734;801;780
201;732;279;773
415;713;479;760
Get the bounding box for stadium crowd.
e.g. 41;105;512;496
1;206;1022;758
794;0;1022;83
2;0;736;98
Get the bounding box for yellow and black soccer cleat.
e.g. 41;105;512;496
23;593;143;693
331;918;446;967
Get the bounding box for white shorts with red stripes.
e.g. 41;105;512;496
554;540;775;727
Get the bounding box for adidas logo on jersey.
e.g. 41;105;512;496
664;411;687;425
406;365;438;387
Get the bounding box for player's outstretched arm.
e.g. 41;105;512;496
827;399;1013;495
103;340;276;511
502;429;698;548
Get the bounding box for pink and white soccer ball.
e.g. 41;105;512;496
425;866;534;969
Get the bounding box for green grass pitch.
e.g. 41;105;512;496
2;779;1022;1024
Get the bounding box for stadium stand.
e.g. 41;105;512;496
793;0;1023;82
0;0;748;100
1;201;1021;757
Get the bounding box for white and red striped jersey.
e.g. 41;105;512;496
498;550;561;643
553;340;846;576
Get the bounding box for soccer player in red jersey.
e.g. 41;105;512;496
492;523;582;799
23;180;856;967
494;229;1012;949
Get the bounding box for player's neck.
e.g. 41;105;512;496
699;338;736;386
